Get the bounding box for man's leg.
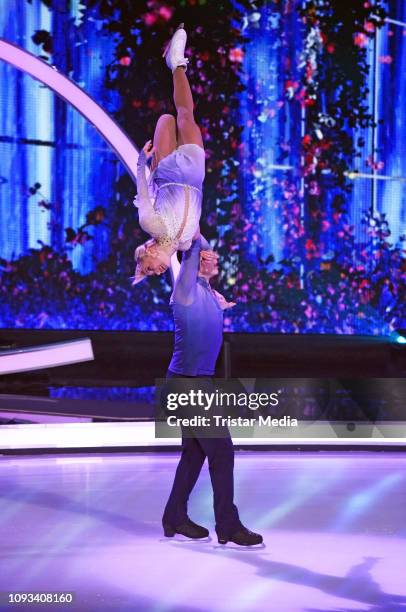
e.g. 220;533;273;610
195;435;242;539
195;434;263;545
162;433;206;528
173;67;204;148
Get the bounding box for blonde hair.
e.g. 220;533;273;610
134;238;157;266
131;238;158;285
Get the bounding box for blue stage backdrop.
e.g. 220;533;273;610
0;0;405;333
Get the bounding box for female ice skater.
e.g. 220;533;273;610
133;24;205;284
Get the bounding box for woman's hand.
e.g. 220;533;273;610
142;139;155;162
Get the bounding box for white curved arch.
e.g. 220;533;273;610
0;37;139;182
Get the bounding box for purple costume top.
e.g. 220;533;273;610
134;144;205;251
168;236;223;376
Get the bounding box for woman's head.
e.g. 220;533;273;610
133;239;171;284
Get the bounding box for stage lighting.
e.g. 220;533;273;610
391;330;406;345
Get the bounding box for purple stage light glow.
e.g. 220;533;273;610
0;37;140;183
0;452;405;610
1;422;406;450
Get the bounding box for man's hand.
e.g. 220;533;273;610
212;289;236;310
200;249;219;263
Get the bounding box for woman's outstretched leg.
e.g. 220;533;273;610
151;113;177;169
173;67;203;149
164;24;203;149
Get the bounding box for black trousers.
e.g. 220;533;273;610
162;371;242;537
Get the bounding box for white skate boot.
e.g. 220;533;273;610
163;23;189;73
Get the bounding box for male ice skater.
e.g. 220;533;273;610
162;235;263;546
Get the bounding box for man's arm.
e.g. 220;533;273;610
170;252;181;285
199;234;211;250
171;237;201;306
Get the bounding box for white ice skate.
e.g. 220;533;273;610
163;23;189;73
